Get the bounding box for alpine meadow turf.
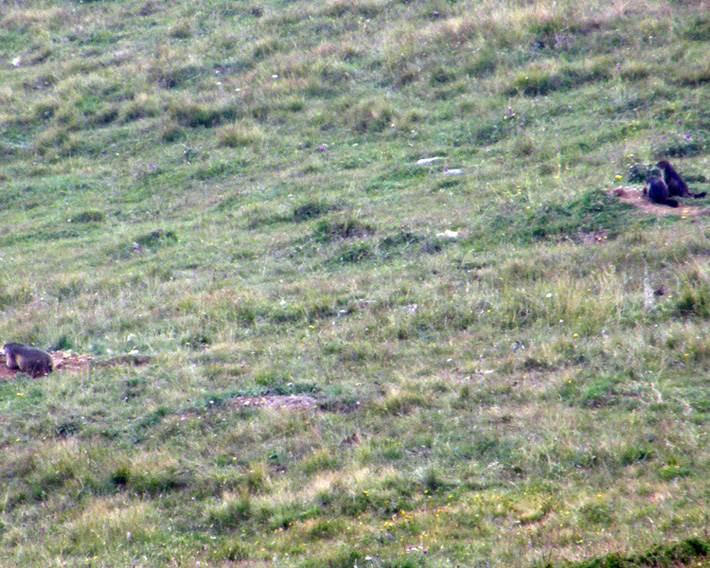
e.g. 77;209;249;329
3;1;710;567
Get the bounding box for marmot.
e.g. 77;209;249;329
4;343;54;377
644;176;679;208
656;160;707;198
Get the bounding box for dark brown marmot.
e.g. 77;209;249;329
656;160;707;198
4;342;54;377
644;176;679;208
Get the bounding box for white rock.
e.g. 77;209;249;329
416;157;444;165
436;230;460;239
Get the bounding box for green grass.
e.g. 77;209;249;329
3;1;710;567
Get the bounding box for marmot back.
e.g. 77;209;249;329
4;342;54;377
656;160;707;199
645;176;679;208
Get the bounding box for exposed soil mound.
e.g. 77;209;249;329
610;186;710;217
53;350;94;373
228;394;318;410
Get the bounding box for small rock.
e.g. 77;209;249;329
416;157;444;165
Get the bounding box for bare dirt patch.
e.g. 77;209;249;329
610;185;710;217
227;394;363;414
228;394;318;410
53;350;94;373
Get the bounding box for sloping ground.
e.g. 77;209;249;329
4;1;710;567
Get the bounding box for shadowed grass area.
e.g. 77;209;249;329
560;538;710;568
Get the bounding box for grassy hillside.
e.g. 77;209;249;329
3;0;710;566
